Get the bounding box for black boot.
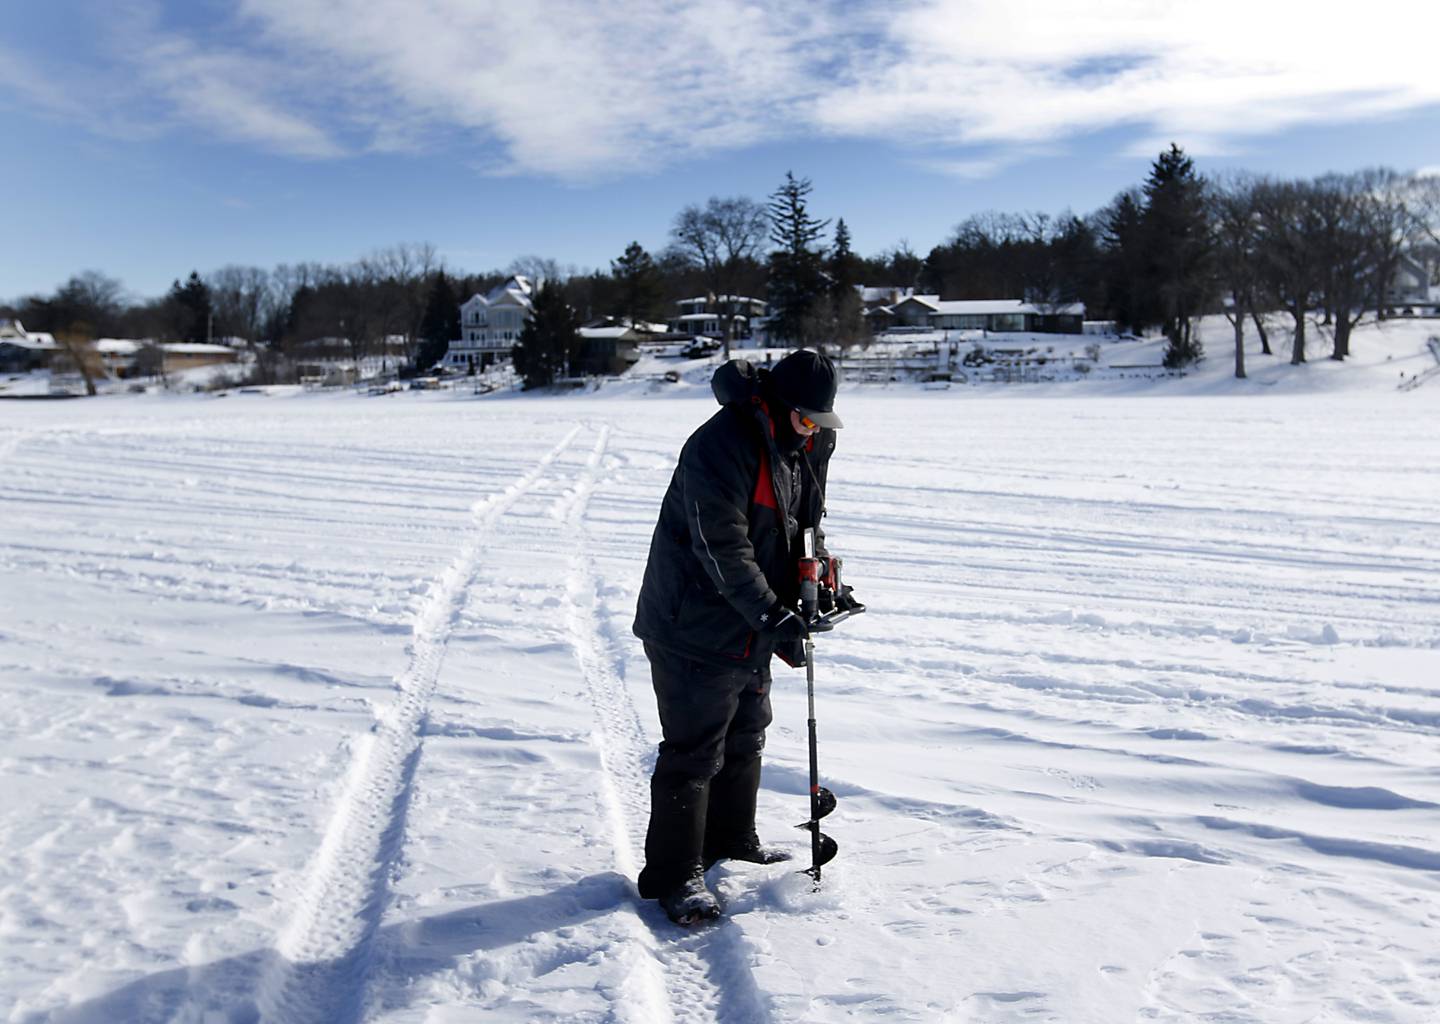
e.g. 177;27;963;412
638;775;709;899
658;871;721;926
704;831;793;870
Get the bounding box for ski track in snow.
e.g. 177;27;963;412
562;423;774;1024
0;428;28;462
256;425;583;1024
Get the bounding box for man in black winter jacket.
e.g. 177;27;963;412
632;349;846;924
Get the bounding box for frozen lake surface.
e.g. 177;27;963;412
2;380;1438;1022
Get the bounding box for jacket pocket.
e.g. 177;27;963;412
670;576;694;623
675;582;752;659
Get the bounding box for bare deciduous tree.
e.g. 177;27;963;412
1309;170;1411;360
371;243;441;364
508;255;573;287
1210;174;1264;378
207;266;271;344
1254;180;1324;365
1407;173;1440;249
669;196;768;360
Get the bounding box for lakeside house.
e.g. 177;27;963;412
93;340;241;377
0;320;59;373
446;275;535;371
667;295;767;342
869;296;1086;334
575;322;651;376
1384;251;1440;317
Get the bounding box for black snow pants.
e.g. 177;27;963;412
636;641;774;898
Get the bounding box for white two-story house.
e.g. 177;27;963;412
668;295;767;342
445;275;535;370
1384;252;1438;317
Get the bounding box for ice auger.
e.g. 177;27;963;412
795;528;864;887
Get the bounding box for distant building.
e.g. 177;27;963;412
93;339;141;375
1384;253;1438;316
874;297;1085;334
291;336;406;381
668;295;767;341
0;320;59;373
446;275;535;370
575;324;645;376
159;343;242;373
89;340;240;377
857;285;916;308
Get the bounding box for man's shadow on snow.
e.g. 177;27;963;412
43;872;649;1024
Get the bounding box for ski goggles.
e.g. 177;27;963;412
798;413;819;431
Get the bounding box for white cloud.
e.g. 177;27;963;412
912;144;1059;180
0;40;166;143
917;156;1017;180
24;0;1440;179
227;0;834;176
138;36;345;159
0;45;93;122
98;2;345;160
814;0;1440;152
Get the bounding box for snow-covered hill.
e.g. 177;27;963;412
1;336;1438;1021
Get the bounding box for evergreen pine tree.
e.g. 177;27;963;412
1102;190;1147;334
829;219;858;298
168;271;213;343
416;271;459;371
825;219;866;348
609;241;664;329
766;171;830;347
512;282;580;389
1140;144;1211;367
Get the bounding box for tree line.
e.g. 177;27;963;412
921;149;1440;374
7;149;1440;386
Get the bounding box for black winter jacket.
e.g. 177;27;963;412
633;360;835;666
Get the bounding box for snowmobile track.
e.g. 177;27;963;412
256;426;583;1024
563;423;773;1024
0;430;26;462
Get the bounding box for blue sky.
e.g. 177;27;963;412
3;0;1438;301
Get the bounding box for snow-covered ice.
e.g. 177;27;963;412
2;333;1439;1022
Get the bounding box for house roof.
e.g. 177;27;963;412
94;339;141;355
896;297;1085;316
677;295;764;306
675;312;749;322
582;317;669;334
857;285;916;303
462;274;537;312
893;295;942;310
1396;252;1428;277
0;333;58;351
163;343;238;355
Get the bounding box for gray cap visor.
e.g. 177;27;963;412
795;406;843;429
